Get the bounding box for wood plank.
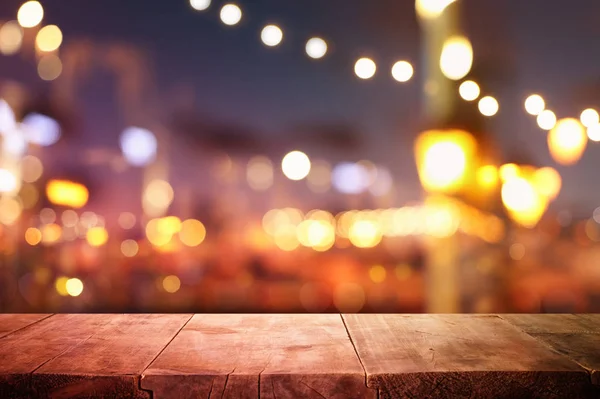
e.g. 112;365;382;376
343;314;600;399
31;314;192;399
0;314;52;339
502;314;600;385
141;314;374;399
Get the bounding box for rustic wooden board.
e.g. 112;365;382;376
0;314;52;339
142;314;374;399
343;314;600;399
502;314;600;385
31;314;192;399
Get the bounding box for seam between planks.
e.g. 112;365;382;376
340;314;376;397
0;314;55;340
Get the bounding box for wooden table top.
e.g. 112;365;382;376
0;314;598;398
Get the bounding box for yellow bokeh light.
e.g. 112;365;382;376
391;61;414;83
21;155;43;183
501;177;548;228
118;212;136;229
158;216;182;236
281;151;311;181
37;54;62;81
580;108;599;128
86;227;108;247
163;275;181;293
20;183;39;209
297;220;335;250
46;179;89;208
246;156;273;191
121;239;139;257
66;278;84;297
354;57;377;80
36;25;62;52
41;223;62;244
548;118;587;165
179;219;206;247
333;283;365;312
349;220;382;248
440;35;473;81
499;163;519;182
146;218;172;247
537;110;556;131
532;167;562;200
0;21;24;55
459;80;480;101
524;94;545;116
0;196;23;225
273;224;299;251
369;265;387;283
415;0;457;19
25;227;42;245
478;96;499;117
476;165;498;189
143;179;174;216
55;276;68;296
18;1;44;28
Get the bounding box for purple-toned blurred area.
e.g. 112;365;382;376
1;0;600;313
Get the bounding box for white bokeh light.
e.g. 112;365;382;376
190;0;211;11
306;37;327;59
524;94;545;116
0;99;16;134
588;125;600;142
282;151;311;181
369;166;393;196
3;128;28;156
261;25;283;47
332;163;371;194
478;96;499;117
120;127;158;167
22;113;61;146
391;61;414;83
354;58;376;80
220;4;242;26
537;110;557;131
0;168;18;193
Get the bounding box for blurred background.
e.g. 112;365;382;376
1;0;600;313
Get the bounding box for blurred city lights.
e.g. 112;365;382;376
0;99;16;133
86;227;108;247
476;165;499;190
25;227;42;246
281;151;311;181
458;80;480;101
580;108;599;128
0;169;18;193
246;156;273;191
179;219;206;247
333;282;365;312
17;1;44;28
3;129;28;156
41;223;61;244
532;167;562;200
22;113;61;146
332;162;370;194
548;118;588;165
121;239;139;257
369;265;387;283
415;0;457;19
261;25;283;47
35;25;63;52
163;275;181;293
65;278;84;297
369;166;393;196
46;180;89;209
220;4;242;26
37;54;62;81
0;21;24;55
55;277;68;296
524;94;545;116
349;220;382;248
391;61;414;83
502;176;547;228
587;124;600;142
305;37;327;59
61;210;78;227
440;36;473;81
0;196;22;225
354;58;376;80
120;127;157;167
143;179;174;216
499;163;519;182
190;0;211;11
307;160;331;193
39;207;56;224
118;212;136;229
537;110;557;131
478;96;499;117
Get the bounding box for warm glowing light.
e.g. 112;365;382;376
143;179;174;216
478;96;499;117
273;225;300;251
532;167;562;200
459;80;480;101
22;113;61;146
391;61;413;83
580;108;600;128
41;223;61;244
537;110;556;131
369;265;387;283
118;212;136;229
158;216;182;236
476;165;498;189
40;208;56;224
25;227;42;245
348;220;382;248
306;37;327;59
46;180;89;208
261;25;283;47
61;210;78;227
35;25;62;52
55;276;68;296
440;36;473;81
121;239;139;257
20;183;39;209
246;156;273;191
220;4;242;26
307;160;331;192
281;151;311;181
190;0;211;11
0;99;16;134
415;130;476;193
120;127;157;166
333;283;365;312
37;54;62;81
0;169;18;193
163;275;181;293
179;219;206;247
499;163;519;182
548;118;588;165
297;220;335;251
588;125;600;142
66;278;84;297
415;0;457;19
86;227;108;247
524;94;545;116
502;177;548;228
354;58;376;80
146;218;172;247
18;1;44;28
0;21;23;55
369;166;393;196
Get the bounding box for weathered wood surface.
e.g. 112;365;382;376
0;314;51;339
502;314;600;385
342;314;600;398
141;314;374;399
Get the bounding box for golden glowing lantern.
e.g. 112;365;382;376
548;118;587;165
415;129;477;194
46;179;89;208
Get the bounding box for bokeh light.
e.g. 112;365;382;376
20;155;43;183
548;118;588;165
261;25;283;47
478;96;499;117
333;283;365;312
524;94;545;116
190;0;211;11
37;54;62;81
0;196;23;225
332;162;370;194
17;1;44;28
118;212;137;229
61;210;79;227
0;21;24;55
415;0;457;19
143;179;174;216
179;219;206;247
281;151;311;181
25;227;42;246
0;99;16;133
22;113;61;146
41;223;61;244
46;180;89;208
354;58;376;80
86;227;109;247
369;265;387;283
120;127;157;167
121;240;139;257
587;124;600;142
349;220;382;248
305;37;327;59
35;25;63;52
0;169;18;193
246;156;273;191
459;80;480;101
163;275;181;293
532;167;562;200
220;4;242;26
580;108;599;128
65;278;84;297
40;208;56;224
440;35;473;81
537;110;557;131
391;61;414;83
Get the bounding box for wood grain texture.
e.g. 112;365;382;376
502;314;600;385
31;314;192;399
0;314;52;339
142;314;374;399
343;314;600;399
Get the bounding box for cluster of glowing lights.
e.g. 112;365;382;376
46;179;89;209
145;216;206;249
261;25;283;47
281;151;311;181
220;3;242;26
440;36;473;81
